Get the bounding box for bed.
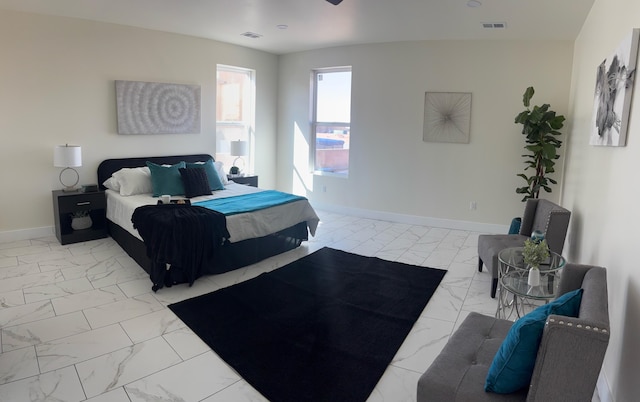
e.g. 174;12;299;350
97;154;319;290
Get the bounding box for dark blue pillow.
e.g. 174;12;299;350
186;159;224;191
179;167;212;198
146;161;186;197
485;288;583;394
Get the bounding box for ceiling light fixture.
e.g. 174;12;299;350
467;0;482;7
240;32;262;39
482;22;507;29
276;24;288;30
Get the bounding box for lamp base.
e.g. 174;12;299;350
59;167;80;192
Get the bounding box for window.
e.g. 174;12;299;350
216;65;255;175
312;67;352;176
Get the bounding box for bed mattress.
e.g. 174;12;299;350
106;182;319;243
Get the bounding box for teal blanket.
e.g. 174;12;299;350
194;190;307;216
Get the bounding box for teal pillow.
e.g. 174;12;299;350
186;159;224;191
146;161;186;197
485;288;583;394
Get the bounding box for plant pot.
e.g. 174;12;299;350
527;266;541;287
71;216;92;230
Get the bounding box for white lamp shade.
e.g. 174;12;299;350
54;145;82;168
230;140;248;157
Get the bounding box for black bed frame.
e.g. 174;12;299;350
97;154;309;280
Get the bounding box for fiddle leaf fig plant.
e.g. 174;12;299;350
515;87;566;201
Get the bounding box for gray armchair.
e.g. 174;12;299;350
417;263;609;402
478;199;571;298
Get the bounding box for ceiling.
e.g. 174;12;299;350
0;0;595;55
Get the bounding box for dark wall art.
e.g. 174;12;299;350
590;29;639;146
423;92;471;144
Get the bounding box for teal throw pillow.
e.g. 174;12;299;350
186;159;224;191
485;288;583;394
146;161;186;197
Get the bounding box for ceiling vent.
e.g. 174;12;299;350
241;32;262;39
482;22;507;29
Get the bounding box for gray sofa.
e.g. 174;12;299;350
417;263;609;401
478;199;571;298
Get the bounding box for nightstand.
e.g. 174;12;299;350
52;190;108;245
228;175;258;187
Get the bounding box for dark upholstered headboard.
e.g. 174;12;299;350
97;154;214;190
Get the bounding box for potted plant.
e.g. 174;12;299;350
522;238;550;286
515;87;566;201
71;210;92;230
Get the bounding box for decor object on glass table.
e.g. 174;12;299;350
54;144;82;192
229;139;248;174
590;29;639;147
523;238;549;287
423;92;471;144
515;86;566;201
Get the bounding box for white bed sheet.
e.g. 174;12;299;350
106;182;319;243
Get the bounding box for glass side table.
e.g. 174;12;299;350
495;246;566;320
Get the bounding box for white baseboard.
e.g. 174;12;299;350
0;205;509;245
0;226;54;244
313;202;509;234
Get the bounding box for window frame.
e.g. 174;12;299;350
311;66;352;177
215;64;255;175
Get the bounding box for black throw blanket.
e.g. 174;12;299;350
132;204;229;290
169;247;447;402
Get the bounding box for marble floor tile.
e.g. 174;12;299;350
0;366;85;402
391;317;455;373
0;210;558;401
0;262;40;279
124;351;241;402
0;346;39;385
0;270;64;294
120;309;186;344
23;277;94;303
51;285;126;315
367;365;423;402
77;337;182;398
420;284;467;322
83;293;164;329
200;379;267;402
0;300;55;328
117;277;154;298
2;311;91;352
0;289;25;308
36;324;132;373
86;387;132;402
162;326;210;360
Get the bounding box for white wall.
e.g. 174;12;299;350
562;0;640;399
0;10;278;239
277;41;574;229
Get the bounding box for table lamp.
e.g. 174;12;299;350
229;140;247;174
54;144;82;191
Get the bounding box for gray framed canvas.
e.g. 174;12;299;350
590;29;639;146
423;92;471;144
115;80;201;135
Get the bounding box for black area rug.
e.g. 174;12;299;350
168;247;447;402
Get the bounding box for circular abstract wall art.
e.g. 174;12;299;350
423;92;471;144
116;80;201;135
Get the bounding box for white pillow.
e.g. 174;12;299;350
102;177;121;192
112;167;153;196
214;161;229;184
